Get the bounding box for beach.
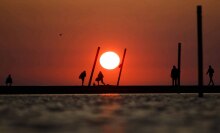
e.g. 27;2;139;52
0;93;220;133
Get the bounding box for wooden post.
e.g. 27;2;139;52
88;47;100;86
197;5;204;97
178;43;181;86
117;48;127;86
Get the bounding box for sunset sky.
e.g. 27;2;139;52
0;0;220;86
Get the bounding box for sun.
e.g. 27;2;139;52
100;51;120;70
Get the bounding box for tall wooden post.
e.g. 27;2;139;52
178;43;181;86
117;48;127;86
197;5;204;97
88;47;100;86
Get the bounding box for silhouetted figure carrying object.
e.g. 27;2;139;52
206;65;214;86
171;65;179;86
95;71;105;86
5;74;13;86
79;71;86;86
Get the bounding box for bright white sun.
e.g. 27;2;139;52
100;51;120;70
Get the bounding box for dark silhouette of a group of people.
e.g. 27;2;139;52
2;67;216;87
79;71;105;86
1;66;216;87
170;65;215;86
79;65;215;86
1;66;216;86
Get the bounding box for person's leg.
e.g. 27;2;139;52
208;76;211;86
211;77;214;85
101;79;105;85
82;79;84;86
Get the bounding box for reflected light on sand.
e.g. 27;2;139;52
99;93;121;97
98;93;125;133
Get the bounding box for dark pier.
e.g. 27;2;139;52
0;86;219;95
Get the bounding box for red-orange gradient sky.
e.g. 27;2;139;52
0;0;220;86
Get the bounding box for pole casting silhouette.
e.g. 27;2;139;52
197;5;204;97
117;48;127;86
88;47;100;86
178;43;181;86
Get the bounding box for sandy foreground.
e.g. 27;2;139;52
0;93;220;133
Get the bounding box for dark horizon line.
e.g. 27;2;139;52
0;85;219;95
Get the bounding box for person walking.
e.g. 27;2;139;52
206;65;214;86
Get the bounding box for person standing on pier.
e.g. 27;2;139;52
206;65;214;86
5;74;13;86
79;70;86;86
171;66;178;86
95;71;105;86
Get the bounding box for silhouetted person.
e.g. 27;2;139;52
206;65;214;86
171;65;179;86
95;71;105;86
79;71;86;86
5;74;13;86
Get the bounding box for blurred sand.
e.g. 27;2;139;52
0;94;220;133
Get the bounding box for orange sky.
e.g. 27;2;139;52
0;0;220;85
